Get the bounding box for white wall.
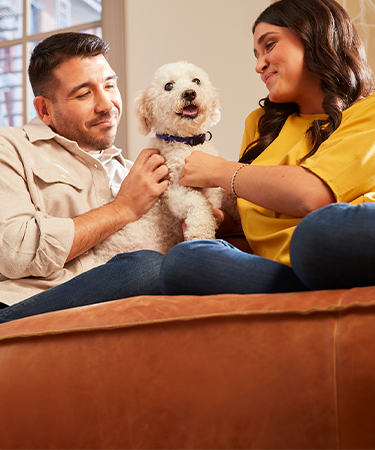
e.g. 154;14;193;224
122;0;270;162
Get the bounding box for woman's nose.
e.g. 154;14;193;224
255;55;269;74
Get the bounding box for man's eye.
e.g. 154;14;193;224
77;92;89;99
165;82;174;91
192;78;200;85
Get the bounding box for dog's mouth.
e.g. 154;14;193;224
177;104;198;120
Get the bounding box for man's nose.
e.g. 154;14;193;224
95;89;113;112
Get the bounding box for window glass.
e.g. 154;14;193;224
29;0;101;35
0;44;22;126
0;0;23;41
0;0;102;126
27;41;39;122
83;26;102;38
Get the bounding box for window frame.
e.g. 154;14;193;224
0;0;127;154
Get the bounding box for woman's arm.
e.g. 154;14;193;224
179;151;335;217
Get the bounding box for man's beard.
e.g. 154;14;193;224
53;110;119;151
76;127;117;151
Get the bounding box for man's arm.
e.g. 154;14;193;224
66;148;169;262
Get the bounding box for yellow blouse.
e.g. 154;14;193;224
238;93;375;266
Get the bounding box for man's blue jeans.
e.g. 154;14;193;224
290;202;375;290
0;250;163;323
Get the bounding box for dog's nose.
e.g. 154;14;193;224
182;90;196;102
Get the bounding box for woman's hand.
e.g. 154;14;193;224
213;208;241;237
179;151;236;189
181;208;239;240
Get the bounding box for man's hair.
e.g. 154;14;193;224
240;0;375;164
28;32;110;99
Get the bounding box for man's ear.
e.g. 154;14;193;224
33;96;53;126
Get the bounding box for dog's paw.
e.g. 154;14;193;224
184;228;216;241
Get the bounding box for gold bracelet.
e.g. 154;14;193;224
231;164;248;197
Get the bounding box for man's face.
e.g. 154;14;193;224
38;55;122;151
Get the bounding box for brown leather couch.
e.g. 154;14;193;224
0;287;375;449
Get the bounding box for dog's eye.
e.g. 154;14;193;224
192;78;200;85
164;83;174;91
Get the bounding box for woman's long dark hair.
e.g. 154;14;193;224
240;0;375;164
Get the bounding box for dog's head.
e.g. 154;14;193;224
134;61;220;137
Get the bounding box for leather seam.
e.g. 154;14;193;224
1;301;374;343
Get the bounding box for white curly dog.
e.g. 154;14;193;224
94;61;238;264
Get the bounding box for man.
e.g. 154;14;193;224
0;32;169;322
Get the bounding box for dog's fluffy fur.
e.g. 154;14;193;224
94;61;238;264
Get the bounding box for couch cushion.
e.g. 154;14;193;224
0;288;375;449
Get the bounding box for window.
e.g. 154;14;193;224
0;0;102;126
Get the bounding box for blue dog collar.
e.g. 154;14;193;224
156;131;212;146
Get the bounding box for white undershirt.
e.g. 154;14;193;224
89;147;133;198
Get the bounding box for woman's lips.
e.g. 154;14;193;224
264;72;276;88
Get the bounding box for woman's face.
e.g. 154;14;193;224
253;22;324;114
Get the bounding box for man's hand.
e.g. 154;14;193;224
66;148;169;262
114;148;169;223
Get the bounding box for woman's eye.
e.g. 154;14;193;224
192;78;200;85
164;82;174;91
265;42;275;52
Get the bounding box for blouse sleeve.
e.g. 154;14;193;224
301;102;375;203
239;108;263;159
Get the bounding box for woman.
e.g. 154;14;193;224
159;0;375;294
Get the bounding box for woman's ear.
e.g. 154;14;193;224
33;96;53;126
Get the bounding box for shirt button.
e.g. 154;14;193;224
101;199;107;205
94;164;98;169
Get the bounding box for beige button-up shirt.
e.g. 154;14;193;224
0;117;132;305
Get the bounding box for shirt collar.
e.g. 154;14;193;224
23;116;119;155
23;117;57;143
87;147;122;158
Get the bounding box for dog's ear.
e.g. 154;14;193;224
134;90;153;136
211;96;221;126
